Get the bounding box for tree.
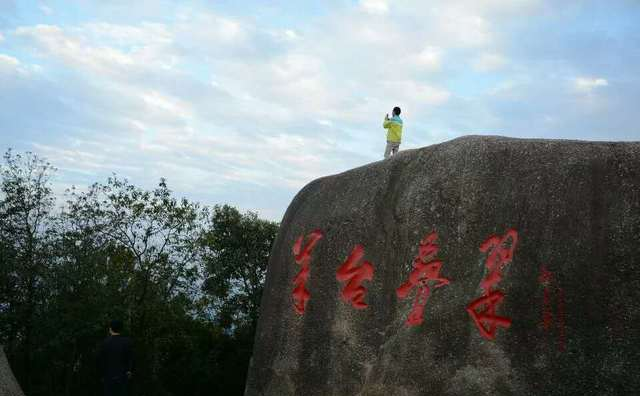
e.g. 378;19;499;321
0;149;279;396
62;175;207;393
0;150;57;395
200;205;279;333
199;205;278;394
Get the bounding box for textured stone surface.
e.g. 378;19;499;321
245;136;640;396
0;346;24;396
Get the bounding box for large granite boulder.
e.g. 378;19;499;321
245;136;640;396
0;346;24;396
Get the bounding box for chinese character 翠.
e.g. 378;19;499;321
292;230;324;314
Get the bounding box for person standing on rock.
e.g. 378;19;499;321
98;320;133;396
383;106;403;158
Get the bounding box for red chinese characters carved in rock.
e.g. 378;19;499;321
539;265;554;330
538;265;566;351
292;230;324;314
336;245;374;309
466;229;518;340
396;232;450;326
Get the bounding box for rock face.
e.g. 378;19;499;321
245;136;640;396
0;347;24;396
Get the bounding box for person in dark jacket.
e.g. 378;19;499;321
98;320;133;396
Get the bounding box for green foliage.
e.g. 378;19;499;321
0;150;58;395
201;205;279;332
0;150;279;396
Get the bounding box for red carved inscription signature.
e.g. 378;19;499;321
538;265;566;352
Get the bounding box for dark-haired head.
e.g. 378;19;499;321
393;107;401;116
110;319;123;334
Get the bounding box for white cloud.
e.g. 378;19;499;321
317;119;333;127
574;77;608;93
270;53;323;80
387;80;451;106
81;22;172;46
284;29;299;40
436;11;492;47
359;0;389;15
15;25;136;74
487;79;519;98
39;4;53;15
413;46;443;71
14;23;183;80
139;90;193;120
5;0;639;221
0;54;20;68
7;18;349;197
473;53;507;72
350;23;396;45
0;32;4;42
0;54;29;76
441;0;541;16
266;28;301;45
214;18;243;41
175;12;247;47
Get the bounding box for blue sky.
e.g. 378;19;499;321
1;0;639;220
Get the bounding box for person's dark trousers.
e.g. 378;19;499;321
104;376;128;396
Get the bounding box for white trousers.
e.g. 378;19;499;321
384;141;400;159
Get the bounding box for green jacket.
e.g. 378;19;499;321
383;115;403;143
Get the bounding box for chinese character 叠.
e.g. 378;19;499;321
397;232;450;326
